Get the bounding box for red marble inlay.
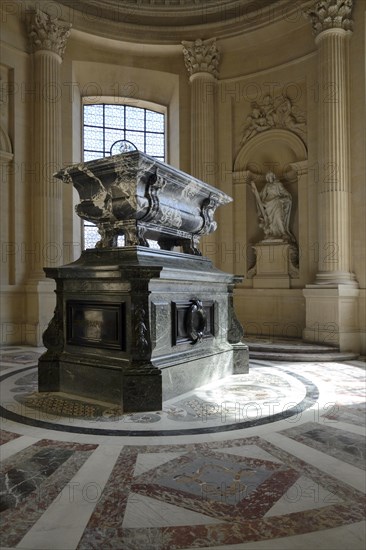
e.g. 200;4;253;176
0;430;22;446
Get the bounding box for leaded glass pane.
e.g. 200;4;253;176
125;130;145;151
145;110;164;133
84;105;103;127
117;235;125;247
84;151;103;161
84;224;99;249
84;126;104;151
105;128;125;153
145;133;165;157
125;106;145;131
82;103;165;250
105;105;124;129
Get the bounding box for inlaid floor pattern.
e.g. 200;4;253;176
0;346;365;550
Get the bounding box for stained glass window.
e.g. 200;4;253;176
82;103;166;249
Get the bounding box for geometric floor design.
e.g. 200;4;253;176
0;346;365;549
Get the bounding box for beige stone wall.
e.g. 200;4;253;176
1;5;30;343
0;1;365;352
210;15;317;341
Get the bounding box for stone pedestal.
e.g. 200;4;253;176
252;241;297;289
303;287;360;352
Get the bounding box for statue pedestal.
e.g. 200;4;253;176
252;241;296;289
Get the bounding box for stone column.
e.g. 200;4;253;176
303;0;360;351
28;9;71;275
182;38;220;259
307;1;356;285
25;10;71;345
182;38;220;184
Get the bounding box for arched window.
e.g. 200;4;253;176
82;102;166;249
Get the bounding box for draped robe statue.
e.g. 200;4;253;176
250;172;296;243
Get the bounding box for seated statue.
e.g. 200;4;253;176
250;172;296;243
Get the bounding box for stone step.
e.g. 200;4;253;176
245;337;359;362
249;351;359;362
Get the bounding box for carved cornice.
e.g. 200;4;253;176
28;10;72;58
182;38;220;78
305;0;354;36
241;94;307;146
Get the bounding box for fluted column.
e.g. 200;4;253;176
307;0;357;286
302;1;360;352
24;10;71;346
28;10;71;276
182;38;220;184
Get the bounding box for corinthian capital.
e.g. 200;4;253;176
305;0;354;36
182;38;220;78
28;10;71;58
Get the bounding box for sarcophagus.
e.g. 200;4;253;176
57;151;230;254
38;152;248;412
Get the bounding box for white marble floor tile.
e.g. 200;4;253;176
16;444;123;550
133;451;187;476
263;433;366;493
122;492;222;528
264;474;342;517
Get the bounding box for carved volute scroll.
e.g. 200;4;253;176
28;9;72;58
182;38;220;78
199;193;219;235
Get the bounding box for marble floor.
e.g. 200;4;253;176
0;346;365;550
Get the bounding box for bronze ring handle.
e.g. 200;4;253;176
186;299;206;345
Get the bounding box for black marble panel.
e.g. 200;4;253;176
66;301;126;351
0;447;73;511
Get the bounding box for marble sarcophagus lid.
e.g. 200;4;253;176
38;152;248;412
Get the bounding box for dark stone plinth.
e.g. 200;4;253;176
39;247;248;412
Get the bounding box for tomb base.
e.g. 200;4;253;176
39;247;248;412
